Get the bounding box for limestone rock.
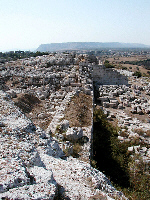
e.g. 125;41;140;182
59;119;70;132
65;127;83;141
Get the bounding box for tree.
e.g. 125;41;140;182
133;71;142;78
104;60;114;68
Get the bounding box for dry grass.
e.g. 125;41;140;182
120;130;128;137
107;55;147;63
65;92;92;127
71;143;82;157
14;93;41;113
132;129;150;137
13;93;52;130
146;130;150;137
89;193;107;200
107;55;150;76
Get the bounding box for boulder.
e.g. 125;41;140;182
128;146;134;152
59;120;69;132
131;106;137;114
65;127;83;141
7;90;17;98
118;103;123;109
145;107;150;114
147;149;150;158
38;113;47;119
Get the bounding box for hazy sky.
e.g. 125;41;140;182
0;0;150;51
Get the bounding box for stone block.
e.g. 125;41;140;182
65;127;83;141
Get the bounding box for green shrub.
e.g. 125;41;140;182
122;66;127;70
133;71;142;78
104;60;114;68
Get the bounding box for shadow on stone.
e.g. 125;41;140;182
93;109;130;188
14;93;41;113
54;184;71;200
78;136;89;145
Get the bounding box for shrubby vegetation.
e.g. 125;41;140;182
133;71;142;78
92;108;150;199
124;59;150;69
0;51;49;62
104;60;114;68
122;66;128;70
92;108;130;187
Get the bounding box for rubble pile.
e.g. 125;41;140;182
96;76;150;164
0;53;94;161
0;90;125;199
0;53;127;199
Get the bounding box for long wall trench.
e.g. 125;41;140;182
90;65;130;186
90;65;128;162
85;64;129;166
87;65;150;199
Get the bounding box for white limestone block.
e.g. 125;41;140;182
65;127;83;141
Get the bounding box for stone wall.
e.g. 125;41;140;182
93;65;128;85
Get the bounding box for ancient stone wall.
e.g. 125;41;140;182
93;65;128;85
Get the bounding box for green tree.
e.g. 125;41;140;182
133;71;142;78
104;60;114;68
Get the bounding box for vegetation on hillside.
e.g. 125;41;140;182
14;93;41;113
124;59;150;69
92;108;150;199
133;71;142;78
104;60;114;68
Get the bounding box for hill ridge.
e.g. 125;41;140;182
36;42;149;52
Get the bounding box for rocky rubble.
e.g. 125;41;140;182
96;75;150;165
0;90;126;199
1;53;94;161
0;53;127;199
0;90;61;199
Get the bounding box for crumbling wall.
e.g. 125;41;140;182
93;65;128;85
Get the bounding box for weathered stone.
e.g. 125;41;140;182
38;113;47;119
137;106;143;115
128;146;134;152
65;127;83;141
59;120;69;132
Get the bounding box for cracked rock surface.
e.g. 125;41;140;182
0;90;126;199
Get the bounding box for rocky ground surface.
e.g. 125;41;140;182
96;76;150;165
0;90;126;199
0;54;127;199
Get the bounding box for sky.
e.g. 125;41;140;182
0;0;150;52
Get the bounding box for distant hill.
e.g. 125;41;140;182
36;42;150;52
